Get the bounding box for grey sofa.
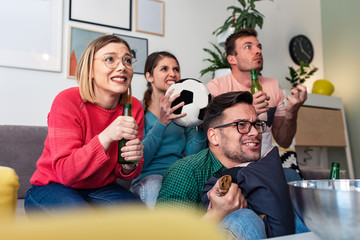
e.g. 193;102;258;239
0;125;344;216
0;125;47;215
0;125;133;216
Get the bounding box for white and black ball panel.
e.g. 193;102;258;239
172;90;193;115
165;78;211;127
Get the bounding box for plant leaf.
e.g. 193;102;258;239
200;42;230;76
213;16;233;36
227;6;243;12
238;0;246;8
256;15;264;29
308;67;318;75
286;63;319;87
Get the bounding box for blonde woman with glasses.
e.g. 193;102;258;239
25;35;144;215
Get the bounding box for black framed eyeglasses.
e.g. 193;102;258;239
214;120;267;134
95;53;137;70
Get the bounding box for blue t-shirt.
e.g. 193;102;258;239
133;110;206;183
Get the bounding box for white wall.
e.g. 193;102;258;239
0;0;323;126
321;0;360;177
256;0;324;90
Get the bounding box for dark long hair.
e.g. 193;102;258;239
142;51;180;112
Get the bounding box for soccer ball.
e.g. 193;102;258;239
165;78;211;127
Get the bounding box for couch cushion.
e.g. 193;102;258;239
0;125;47;199
279;150;304;179
202;147;295;237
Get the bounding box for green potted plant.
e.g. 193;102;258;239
200;43;230;78
285;62;318;88
200;0;270;78
213;0;270;38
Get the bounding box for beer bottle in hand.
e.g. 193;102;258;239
250;69;262;94
329;162;340;180
118;104;135;164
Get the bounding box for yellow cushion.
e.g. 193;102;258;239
0;206;224;240
0;166;19;218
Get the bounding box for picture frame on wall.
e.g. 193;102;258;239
135;0;164;36
68;26;108;78
0;0;63;72
69;0;131;31
114;34;148;74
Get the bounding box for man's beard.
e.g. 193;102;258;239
255;65;263;72
222;145;260;164
238;64;263;73
220;132;261;164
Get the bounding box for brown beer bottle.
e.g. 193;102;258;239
118;104;135;164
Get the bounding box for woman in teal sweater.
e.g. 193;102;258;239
130;52;206;208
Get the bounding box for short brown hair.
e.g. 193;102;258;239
75;35;133;104
202;91;253;133
225;28;258;56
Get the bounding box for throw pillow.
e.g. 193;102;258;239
279;150;303;179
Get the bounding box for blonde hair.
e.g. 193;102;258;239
75;35;133;105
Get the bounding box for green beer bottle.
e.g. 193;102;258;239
329;162;340;180
250;69;263;94
118;104;135;164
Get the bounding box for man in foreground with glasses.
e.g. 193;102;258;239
156;91;308;239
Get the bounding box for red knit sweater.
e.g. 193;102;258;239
30;87;144;188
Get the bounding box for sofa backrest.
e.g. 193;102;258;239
0;125;47;199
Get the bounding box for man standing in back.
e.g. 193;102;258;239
206;28;307;156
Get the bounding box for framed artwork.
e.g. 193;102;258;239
0;0;63;72
69;0;131;31
135;0;164;36
114;34;148;74
68;26;108;78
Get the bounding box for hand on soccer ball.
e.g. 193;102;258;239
159;89;186;125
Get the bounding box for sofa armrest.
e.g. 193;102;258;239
0;125;47;199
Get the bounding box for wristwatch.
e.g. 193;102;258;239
122;163;138;171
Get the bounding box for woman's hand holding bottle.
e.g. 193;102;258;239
99;116;139;152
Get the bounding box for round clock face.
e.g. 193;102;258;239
289;35;314;65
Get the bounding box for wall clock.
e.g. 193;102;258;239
289;35;314;65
